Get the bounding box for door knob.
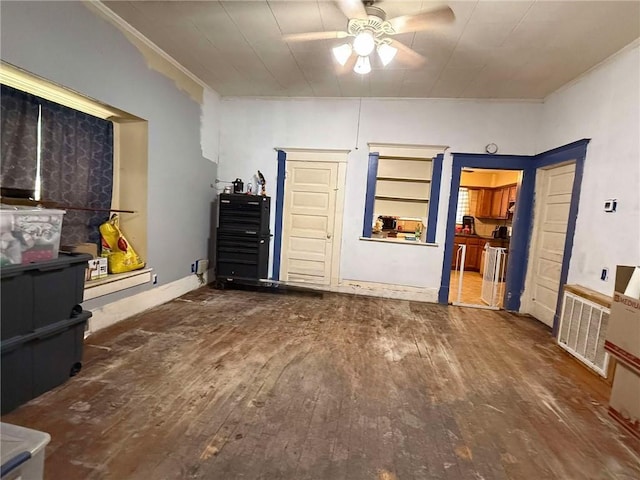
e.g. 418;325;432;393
327;233;332;239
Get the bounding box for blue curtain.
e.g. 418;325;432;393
40;100;113;246
0;85;39;192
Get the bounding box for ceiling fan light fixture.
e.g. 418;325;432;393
352;31;376;56
332;43;353;66
354;55;372;75
377;43;397;66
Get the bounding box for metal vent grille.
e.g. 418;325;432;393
558;291;610;377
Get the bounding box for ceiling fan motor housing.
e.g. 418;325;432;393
348;9;394;38
365;5;386;21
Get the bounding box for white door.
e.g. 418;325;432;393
524;162;576;327
281;161;338;286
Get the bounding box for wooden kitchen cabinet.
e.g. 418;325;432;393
452;235;483;271
491;188;504;218
476;189;493;218
473;184;517;219
500;188;510;218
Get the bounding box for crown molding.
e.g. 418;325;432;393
86;1;209;91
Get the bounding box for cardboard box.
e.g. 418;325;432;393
608;362;640;439
604;265;640;374
86;257;108;281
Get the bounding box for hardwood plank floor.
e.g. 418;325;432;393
2;287;639;479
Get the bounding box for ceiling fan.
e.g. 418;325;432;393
282;0;455;74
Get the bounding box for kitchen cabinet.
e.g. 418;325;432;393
452;235;483;271
491;189;504;218
476;189;493;218
500;188;510;218
471;183;517;220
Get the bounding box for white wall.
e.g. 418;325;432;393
1;2;221;309
537;41;640;295
220;97;541;298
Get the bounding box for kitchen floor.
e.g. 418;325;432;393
449;270;505;308
2;287;638;479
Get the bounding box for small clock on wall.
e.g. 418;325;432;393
485;143;498;154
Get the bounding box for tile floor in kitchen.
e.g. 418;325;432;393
450;270;505;308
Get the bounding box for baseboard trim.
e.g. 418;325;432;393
86;271;209;335
276;279;438;303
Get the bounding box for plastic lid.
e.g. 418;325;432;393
1;423;51;466
0;204;66;214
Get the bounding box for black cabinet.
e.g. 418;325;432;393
216;194;270;283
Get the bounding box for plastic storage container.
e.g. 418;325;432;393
1;311;91;415
1;422;50;480
0;206;65;266
1;252;91;340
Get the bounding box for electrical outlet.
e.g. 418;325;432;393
152;274;158;285
601;268;609;281
195;259;209;275
604;199;617;212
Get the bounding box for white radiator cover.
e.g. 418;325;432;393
558;291;611;377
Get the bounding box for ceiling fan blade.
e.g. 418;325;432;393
335;0;368;20
388;6;455;34
283;31;349;42
389;39;426;68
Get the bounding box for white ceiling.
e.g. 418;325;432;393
102;1;640;99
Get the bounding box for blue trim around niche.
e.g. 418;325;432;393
362;152;379;237
426;154;443;243
272;149;286;281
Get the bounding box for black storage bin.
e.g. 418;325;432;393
0;335;33;415
1;310;91;414
1;252;90;340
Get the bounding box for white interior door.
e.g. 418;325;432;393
281;160;338;286
524;162;576;327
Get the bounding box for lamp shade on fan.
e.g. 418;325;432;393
354;56;372;74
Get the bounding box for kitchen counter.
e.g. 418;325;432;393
455;233;510;243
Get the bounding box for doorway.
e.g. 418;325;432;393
448;168;522;308
440;140;588;332
274;149;348;287
521;162;576;327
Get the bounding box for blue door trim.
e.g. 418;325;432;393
534;139;590;334
439;139;590;336
426;154;444;243
272;149;287;281
362;152;379;237
438;153;534;307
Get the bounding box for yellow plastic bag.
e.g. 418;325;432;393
99;215;144;274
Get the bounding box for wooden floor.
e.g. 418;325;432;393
3;287;639;479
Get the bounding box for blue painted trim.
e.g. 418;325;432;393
272;150;287;281
426;154;443;243
503;168;536;311
439;153;537;307
362;153;379;237
535;139;590;167
535;140;590;335
438;156;463;304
